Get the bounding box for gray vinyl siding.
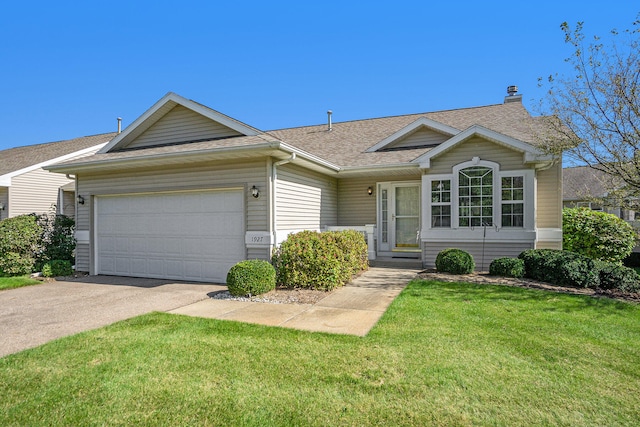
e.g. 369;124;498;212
428;137;527;174
337;175;420;226
387;128;448;149
8;168;73;217
0;187;7;221
126;105;243;150
423;241;534;271
276;164;337;234
75;159;269;272
536;161;562;229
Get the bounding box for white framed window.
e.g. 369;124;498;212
501;176;524;227
430;179;451;227
426;159;534;231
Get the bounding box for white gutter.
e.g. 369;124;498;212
272;153;296;245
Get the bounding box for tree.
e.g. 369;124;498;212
538;16;640;209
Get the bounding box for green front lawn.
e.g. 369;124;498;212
1;280;639;426
0;275;41;291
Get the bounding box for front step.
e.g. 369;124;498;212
370;257;424;269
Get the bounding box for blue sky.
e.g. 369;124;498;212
0;1;637;151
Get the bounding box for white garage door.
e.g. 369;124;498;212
96;190;245;283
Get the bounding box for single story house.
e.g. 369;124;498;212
47;90;562;282
563;165;636;221
0;133;116;221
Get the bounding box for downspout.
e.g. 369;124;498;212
272;153;296;247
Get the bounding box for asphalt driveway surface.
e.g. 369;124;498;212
0;276;225;358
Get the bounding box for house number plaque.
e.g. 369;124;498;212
245;231;274;248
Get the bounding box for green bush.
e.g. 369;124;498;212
226;260;276;297
594;261;640;292
37;213;76;265
0;215;43;276
563;208;636;263
489;257;525;278
435;248;475;274
0;252;34;276
518;249;600;288
272;230;369;291
41;260;74;278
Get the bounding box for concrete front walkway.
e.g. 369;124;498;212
0;267;419;358
170;267;420;336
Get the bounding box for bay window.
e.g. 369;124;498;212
428;159;531;230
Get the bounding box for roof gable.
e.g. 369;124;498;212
414;125;552;168
100;92;261;153
366;117;459;152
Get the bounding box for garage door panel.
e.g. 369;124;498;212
97;190;245;283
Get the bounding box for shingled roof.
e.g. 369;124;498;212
267;101;540;167
49;96;549;174
0;132;117;176
563;166;620;201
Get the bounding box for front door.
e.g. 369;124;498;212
378;182;421;256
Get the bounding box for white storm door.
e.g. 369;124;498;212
378;183;421;253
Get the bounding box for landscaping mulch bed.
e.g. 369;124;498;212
211;286;333;305
419;269;640;303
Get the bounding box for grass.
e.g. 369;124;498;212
1;280;639;426
0;275;41;291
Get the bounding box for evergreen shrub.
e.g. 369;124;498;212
226;259;276;297
489;257;525;278
435;248;475;274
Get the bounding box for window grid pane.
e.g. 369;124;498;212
501;175;524;227
458;167;493;227
431;179;451;228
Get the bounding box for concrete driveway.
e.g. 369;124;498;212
0;276;225;358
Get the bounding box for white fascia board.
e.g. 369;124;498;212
277;142;341;172
337;163;420;175
366;117;460;153
100;92;260;154
415;125;548;168
47;142;283;174
3;143;107;185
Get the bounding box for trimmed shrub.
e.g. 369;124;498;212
518;249;599;288
0;252;34;276
563;208;636;263
435;248;475;274
594;261;640;292
41;260;73;278
226;260;276;297
272;230;369;291
0;215;43;276
489;257;525;278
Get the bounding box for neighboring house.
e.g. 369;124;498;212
0;133;116;221
563;165;636;221
46;91;562;282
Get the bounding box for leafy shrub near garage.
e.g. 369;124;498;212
563;208;636;263
435;248;475;274
518;249;600;288
0;252;34;276
272;230;368;291
226;260;276;297
41;260;74;278
0;214;43;276
37;212;76;266
489;257;525;278
594;260;640;292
